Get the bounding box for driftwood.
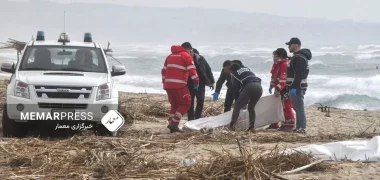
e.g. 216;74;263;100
103;41;113;54
315;103;331;117
325;106;331;117
281;159;324;175
0;38;27;52
0;38;28;61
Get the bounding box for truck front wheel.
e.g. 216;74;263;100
2;105;28;138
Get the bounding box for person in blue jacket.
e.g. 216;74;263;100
229;62;263;131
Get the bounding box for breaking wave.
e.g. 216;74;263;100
355;54;380;60
309;60;326;67
319;45;347;51
308;93;380;111
357;44;380;50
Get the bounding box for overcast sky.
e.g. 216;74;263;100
10;0;378;23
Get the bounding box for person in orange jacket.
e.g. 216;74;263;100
268;48;295;131
161;42;200;133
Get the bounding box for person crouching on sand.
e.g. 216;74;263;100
161;42;200;133
269;48;296;132
229;62;263;131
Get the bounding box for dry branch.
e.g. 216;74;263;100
0;38;27;52
175;139;329;179
281;159;324;175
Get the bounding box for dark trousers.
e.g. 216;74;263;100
231;82;263;129
224;89;234;112
187;87;206;121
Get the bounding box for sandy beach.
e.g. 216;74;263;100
118;93;380;180
1;0;380;178
0;77;378;179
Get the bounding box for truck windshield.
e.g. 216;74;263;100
19;46;107;73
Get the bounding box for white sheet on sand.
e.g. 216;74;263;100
287;136;380;162
182;95;285;131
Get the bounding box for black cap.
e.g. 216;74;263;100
285;37;301;45
192;48;199;54
181;42;192;49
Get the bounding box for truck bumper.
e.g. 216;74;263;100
6;95;118;123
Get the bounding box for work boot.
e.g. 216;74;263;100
294;128;306;134
246;126;256;133
167;124;183;133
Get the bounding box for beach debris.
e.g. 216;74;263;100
315;103;331;116
325;106;331;117
0;133;332;179
0;38;27;61
281;159;324;175
202;102;225;117
103;42;113;54
316;103;326;112
176;140;329;179
181;159;196;167
102;41;124;65
0;38;27;52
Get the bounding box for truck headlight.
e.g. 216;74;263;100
96;83;110;101
15;81;30;99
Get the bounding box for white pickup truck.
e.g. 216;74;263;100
0;31;126;137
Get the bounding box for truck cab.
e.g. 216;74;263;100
0;31;126;137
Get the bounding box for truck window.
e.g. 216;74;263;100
19;46;107;73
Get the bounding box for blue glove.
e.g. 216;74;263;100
269;87;273;94
194;84;199;91
290;88;296;96
212;92;219;102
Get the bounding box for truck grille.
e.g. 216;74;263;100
34;86;92;99
38;103;88;109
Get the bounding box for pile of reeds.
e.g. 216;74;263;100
0;136;181;179
202;102;224;117
117;93;225;122
118;93;170;122
0;134;330;180
176;139;328;180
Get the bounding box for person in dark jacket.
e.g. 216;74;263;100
187;48;215;121
229;62;263;131
213;60;233;112
285;37;312;134
213;60;245;112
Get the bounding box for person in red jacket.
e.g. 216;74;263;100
268;48;295;131
266;51;281;130
161;42;200;133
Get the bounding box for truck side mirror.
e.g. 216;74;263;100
111;65;126;76
1;61;15;74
